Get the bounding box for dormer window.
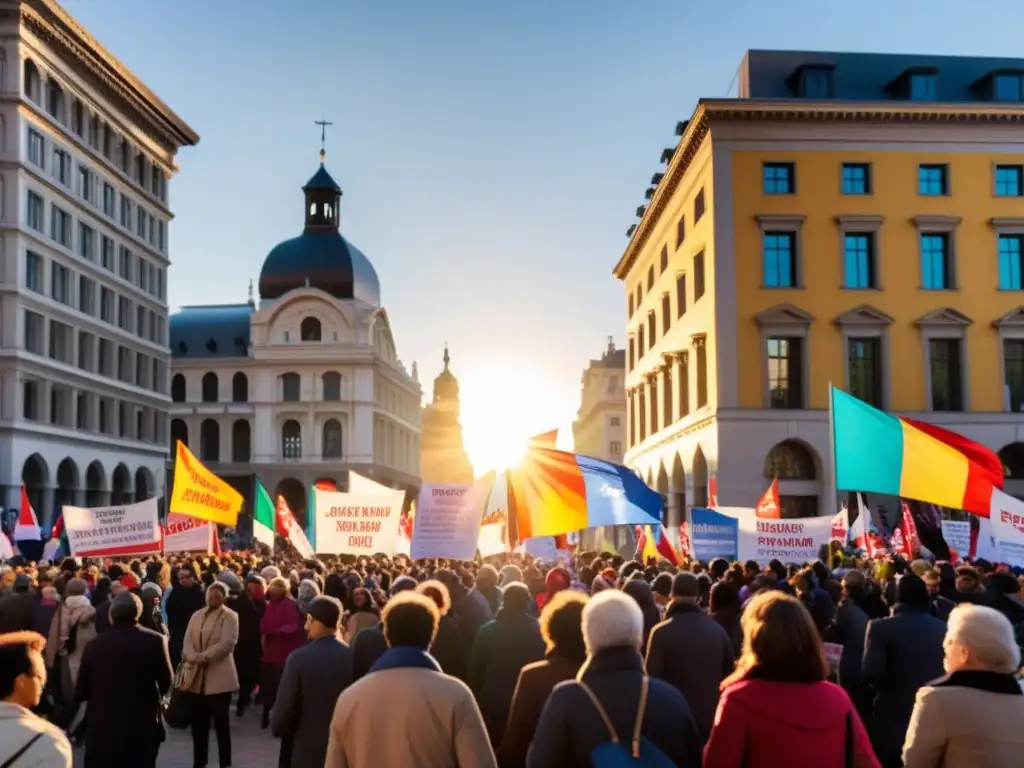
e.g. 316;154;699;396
786;64;835;99
888;67;938;101
993;73;1024;102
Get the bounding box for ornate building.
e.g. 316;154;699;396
168;155;421;527
419;346;473;484
4;0;198;526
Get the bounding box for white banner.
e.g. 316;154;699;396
64;498;161;558
411;481;488;560
941;520;971;558
349;471;408;554
477;523;507;558
163;512;214;554
314;489;403;556
731;509;833;564
986;490;1024;567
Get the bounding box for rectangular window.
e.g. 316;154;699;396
49;320;73;364
676;274;686;318
136;305;146;338
103;183;115;217
695;342;708;409
78;166;93;202
762;163;795;194
918;164;948;196
100;287;114;323
661;294;671;334
120;196;131;228
647;311;655;347
763;232;796;287
78;276;95;315
910;73;937;100
676;216;685;248
929;338;963;411
679;353;690;417
77;222;94;262
921;233;952;289
28;129;45;168
994;74;1024;102
118;296;133;331
25;251;43;293
27;192;44;231
23;381;39;421
659;246;668;273
848;337;883;408
157;221;166;251
148;214;156;245
1005;339;1024;412
101;236;115;271
24;310;44;355
995;165;1023;197
50;206;70;247
693;250;705;301
52;148;70;185
694;188;705;222
50;262;70;305
137;207;147;239
999;234;1024;290
78;332;94;371
609;441;622;455
157;269;165;300
627;337;634;371
118;247;133;282
842;163;871;195
800;68;834;98
98;339;113;377
76;392;88;429
843;233;876;289
767;337;803;409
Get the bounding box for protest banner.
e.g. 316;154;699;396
411;481;488;560
314;488;403;556
689;507;739;561
737;513;833;563
350;471;409;555
985;489;1024;567
941;520;971;559
63;498;160;558
163;512;214;554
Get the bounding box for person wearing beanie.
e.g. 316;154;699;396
138;582;166;636
862;573;947;767
73;590;172;767
270;595;353;768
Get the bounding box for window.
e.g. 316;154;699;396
120;196;131;228
999;235;1024;290
25;251;43;293
231;372;248;403
918;164;948;196
767;337;803;409
628;337;634;371
800;67;834;98
136;207;146;239
23;381;39;421
301;317;321;342
50;206;70;247
101;236;115;271
910;73;937;100
695;340;708;409
929;339;963;411
1005;340;1024;412
171;374;186;402
610;416;621;427
27;192;44;231
609;441;622;455
646;266;654;291
118;247;133;281
659;246;668;273
158;221;166;251
995;165;1023;197
763;232;796;287
103;183;115;217
676;216;685;248
100;287;114;323
71;101;83;135
675;274;686;318
24;311;44;354
52;148;70;185
843;233;876;289
848;338;883;407
282;420;302;459
693;250;705;301
323;372;342;401
647;311;655;347
661;294;671;334
323;419;343;459
628;294;634;317
117;296;132;331
282;372;300;402
994;74;1024;102
78;276;95;315
78;166;93;202
98;339;113;376
50;262;70;304
694;188;705;222
78;332;94;371
27;129;44;168
201;372;218;403
921;233;952;289
637;326;644;358
49;320;72;364
77;223;94;262
763;163;795;194
842;163;871;195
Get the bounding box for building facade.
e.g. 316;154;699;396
169;159;421;528
617;50;1024;526
572;338;626;463
419;346;474;485
2;0;197;526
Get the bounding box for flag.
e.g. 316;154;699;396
755;477;781;519
0;531;14;559
708;477;718;508
507;448;662;540
529;430;559;450
831;505;849;542
253;481;276;552
678;521;691;558
900;501;920;558
851;494;880;558
14;487;41;541
905;500;953;561
276;494;314;559
169;441;242;526
640;523;681;566
832;387;1002;517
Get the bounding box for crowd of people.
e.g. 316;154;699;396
0;542;1023;767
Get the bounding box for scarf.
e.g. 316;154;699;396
369;646;442;674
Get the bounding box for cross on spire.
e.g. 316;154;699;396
315;118;333;163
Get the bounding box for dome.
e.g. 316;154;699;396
433;345;459;401
257;162;382;306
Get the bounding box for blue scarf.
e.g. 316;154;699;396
369;646;442;674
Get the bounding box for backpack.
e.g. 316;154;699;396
577;675;677;767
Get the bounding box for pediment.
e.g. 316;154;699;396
992;307;1024;328
755;304;816;327
915;307;973;327
833;304;894;327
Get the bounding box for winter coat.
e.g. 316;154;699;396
55;594;97;689
182;605;239;695
342;610;380;645
432;613;468;681
497;653;581;768
227;592;264;678
825;597;870;687
164;582;205;666
0;589;35;633
260;595;304;667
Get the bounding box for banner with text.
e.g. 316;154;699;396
163;512;214;554
411;481;489;560
314;488;403;556
63;498;160;558
736;510;833;563
941;520;971;559
985;490;1024;567
689;507;739;561
169;441;242;526
349;472;409;556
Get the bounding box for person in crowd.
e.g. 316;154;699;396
862;573;946;768
646;571;735;744
0;631;73;768
342;586;380;644
903;604;1024;767
650;572;672;617
416;579;468;679
708;581;743;656
535;566;570;611
226;572;264;716
296;577;321;616
924;570;956;621
260;575;305;729
31;585;60;642
165;564;205;669
0;573;35;633
326;591;496;768
986;570;1024;625
469;581;545;746
621;577;660;653
527;589;702;767
438;568;492;647
498;590;588;768
702;591;878;768
499;564;523;588
181;581;239;768
954;566;990;605
271;595;353;768
791;566;836;637
74;592;172;768
350;575;418;680
47;576;96;727
92;580;125;635
139;581;166;635
825;568;873;725
474;564;503;615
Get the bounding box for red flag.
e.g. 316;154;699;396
708;476;718;508
14;486;41;542
755;477;781;519
212;526;222;556
678;521;691;558
553;533;570;550
900;501;920;558
50;513;65;540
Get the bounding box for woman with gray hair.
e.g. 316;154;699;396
903;603;1024;767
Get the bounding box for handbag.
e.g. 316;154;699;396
163;677;190;730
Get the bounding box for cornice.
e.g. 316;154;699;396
14;1;199;151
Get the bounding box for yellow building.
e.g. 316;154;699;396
616;50;1024;524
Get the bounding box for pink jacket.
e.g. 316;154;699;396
703;678;880;768
259;596;304;667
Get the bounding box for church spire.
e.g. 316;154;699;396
443;342;450;371
302;120;342;233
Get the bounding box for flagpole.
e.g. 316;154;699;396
828;382;839;520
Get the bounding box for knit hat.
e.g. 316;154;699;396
140;581;163;599
110;591;143;621
671;572;700;604
119;573;139;590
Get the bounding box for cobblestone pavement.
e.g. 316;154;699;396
74;706;280;768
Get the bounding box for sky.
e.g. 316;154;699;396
62;0;1024;474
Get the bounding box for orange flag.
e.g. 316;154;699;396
755;477;781;519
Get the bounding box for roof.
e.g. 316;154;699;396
590;348;626;369
169;304;253;359
258;231;381;306
303;164;341;192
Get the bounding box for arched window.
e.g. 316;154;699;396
323;419;342;459
201;372;218;403
763;440;817;480
301;317;322;342
200;419;220;462
282;420;302;459
231;419;251;463
45;78;65;122
170;419;188;451
322;372;341;401
23;59;40;103
281;372;300;402
232;372;248;403
171;374;186;402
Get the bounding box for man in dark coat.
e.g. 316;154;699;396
862;573;947;768
350;576;417;681
0;574;35;633
270;596;353;768
164;564;205;669
225;572;264;715
74;591;173;768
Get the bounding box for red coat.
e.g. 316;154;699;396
703;678;880;768
259;596;304;667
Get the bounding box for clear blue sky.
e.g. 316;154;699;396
62;0;1024;471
